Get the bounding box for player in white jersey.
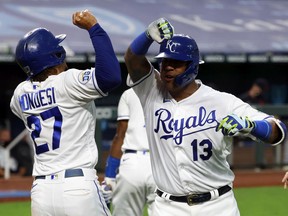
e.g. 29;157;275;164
102;88;156;215
124;18;287;216
10;10;121;216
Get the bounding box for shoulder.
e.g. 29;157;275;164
199;81;242;107
200;82;236;98
12;80;30;96
54;68;96;89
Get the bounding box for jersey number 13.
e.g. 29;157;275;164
191;139;213;161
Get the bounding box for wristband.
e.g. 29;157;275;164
130;32;153;55
251;120;272;142
105;156;120;178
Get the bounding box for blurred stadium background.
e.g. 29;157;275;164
1;0;288;201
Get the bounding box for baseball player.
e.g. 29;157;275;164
102;88;156;215
124;18;287;216
10;10;121;216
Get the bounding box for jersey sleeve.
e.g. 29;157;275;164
117;90;130;121
126;62;157;105
10;83;26;120
229;95;270;120
61;68;107;105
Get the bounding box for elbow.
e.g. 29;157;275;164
109;74;122;90
124;47;134;65
111;64;122;88
269;119;287;146
97;69;122;92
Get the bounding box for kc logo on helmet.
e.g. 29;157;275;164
166;40;180;53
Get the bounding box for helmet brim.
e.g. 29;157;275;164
56;34;66;43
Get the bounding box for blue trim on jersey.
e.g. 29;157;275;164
91;68;106;97
130;32;153;55
127;64;154;87
279;121;287;138
89;24;121;93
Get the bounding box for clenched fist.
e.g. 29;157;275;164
146;18;174;43
72;9;98;30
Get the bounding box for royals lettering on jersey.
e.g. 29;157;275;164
154;106;216;145
19;87;56;111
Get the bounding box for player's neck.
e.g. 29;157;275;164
32;62;68;82
170;81;199;102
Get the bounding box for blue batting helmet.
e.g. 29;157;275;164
15;27;66;78
155;34;204;87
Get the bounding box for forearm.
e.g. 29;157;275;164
89;24;121;92
125;18;174;83
109;135;124;159
124;32;153;82
125;46;151;82
217;114;287;146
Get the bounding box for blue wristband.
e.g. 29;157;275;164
105;156;120;178
130;32;153;55
251;120;272;141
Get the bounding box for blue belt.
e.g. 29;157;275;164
124;149;150;154
35;169;84;180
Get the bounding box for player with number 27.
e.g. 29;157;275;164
10;9;121;216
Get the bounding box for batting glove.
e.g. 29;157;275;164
101;181;113;204
100;177;116;204
216;114;255;136
146;18;174;43
101;177;116;204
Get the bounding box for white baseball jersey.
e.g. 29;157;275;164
10;68;105;176
128;66;272;196
117;88;149;151
112;88;155;216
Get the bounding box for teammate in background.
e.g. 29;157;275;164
239;78;270;105
10;10;121;216
102;88;156;216
124;18;287;216
282;172;288;189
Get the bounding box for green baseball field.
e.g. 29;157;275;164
0;186;286;216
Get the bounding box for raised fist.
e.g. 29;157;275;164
146;18;174;43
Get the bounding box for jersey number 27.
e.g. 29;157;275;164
27;107;62;155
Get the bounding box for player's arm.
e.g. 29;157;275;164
124;18;174;83
216;114;287;146
101;120;128;204
109;120;128;159
282;172;288;189
72;10;121;93
104;120;128;181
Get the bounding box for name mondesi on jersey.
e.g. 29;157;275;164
19;87;56;111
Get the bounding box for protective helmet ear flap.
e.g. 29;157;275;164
174;64;199;87
15;27;66;78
